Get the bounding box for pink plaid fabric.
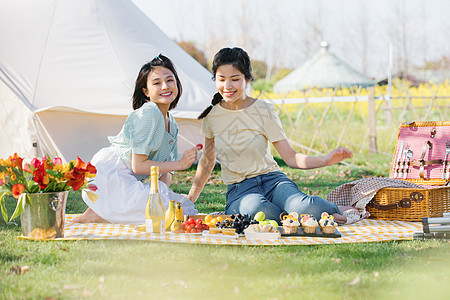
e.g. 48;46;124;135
326;177;425;209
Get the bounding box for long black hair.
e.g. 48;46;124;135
132;54;183;110
198;47;254;119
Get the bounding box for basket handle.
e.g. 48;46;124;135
367;192;423;211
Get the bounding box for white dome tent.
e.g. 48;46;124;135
0;0;215;162
274;41;374;93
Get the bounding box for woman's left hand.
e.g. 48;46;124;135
326;147;353;166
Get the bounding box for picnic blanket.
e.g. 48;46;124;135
18;214;423;246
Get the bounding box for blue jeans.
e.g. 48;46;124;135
225;171;340;222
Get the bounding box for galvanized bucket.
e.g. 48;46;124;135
20;191;68;239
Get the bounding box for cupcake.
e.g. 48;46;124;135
319;212;337;234
300;214;318;234
281;218;300;234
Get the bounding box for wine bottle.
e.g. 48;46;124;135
145;166;165;234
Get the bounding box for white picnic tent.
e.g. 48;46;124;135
0;0;215;162
274;41;374;93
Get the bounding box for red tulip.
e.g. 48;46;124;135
30;158;41;168
33;161;50;189
87;183;98;192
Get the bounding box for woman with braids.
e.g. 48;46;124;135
188;47;355;224
74;55;199;223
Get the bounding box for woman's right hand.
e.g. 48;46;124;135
178;146;200;170
187;138;215;203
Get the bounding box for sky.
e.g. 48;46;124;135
131;0;450;80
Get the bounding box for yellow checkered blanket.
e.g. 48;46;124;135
18;214;422;245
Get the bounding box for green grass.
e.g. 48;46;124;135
1;154;450;299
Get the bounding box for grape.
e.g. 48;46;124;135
215;214;254;234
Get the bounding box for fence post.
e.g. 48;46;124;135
368;87;378;153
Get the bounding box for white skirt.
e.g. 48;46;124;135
81;146;198;224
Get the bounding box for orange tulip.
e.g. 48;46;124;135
12;183;26;199
9;153;24;171
64;157;97;191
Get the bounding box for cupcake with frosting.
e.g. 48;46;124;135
319;212;337;234
281;218;300;234
300;214;318;234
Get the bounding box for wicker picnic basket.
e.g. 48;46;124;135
367;121;450;221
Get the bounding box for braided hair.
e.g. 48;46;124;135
198;47;254;119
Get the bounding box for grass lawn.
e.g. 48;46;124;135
1;154;449;299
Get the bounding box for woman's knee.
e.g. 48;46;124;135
226;195;281;220
284;195;339;218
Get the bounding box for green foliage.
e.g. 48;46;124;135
176;41;208;68
250;59;268;79
252;78;275;92
422;55;450;70
273;67;294;82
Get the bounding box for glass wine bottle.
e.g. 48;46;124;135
145;166;165;234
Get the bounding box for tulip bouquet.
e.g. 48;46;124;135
0;153;97;222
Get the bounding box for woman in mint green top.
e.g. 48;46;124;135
74;55;199;224
109;101;178;182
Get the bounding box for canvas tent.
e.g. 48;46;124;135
274;42;373;93
0;0;215;162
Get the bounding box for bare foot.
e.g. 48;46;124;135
71;208;110;223
332;213;347;224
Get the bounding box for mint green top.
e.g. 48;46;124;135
108;101;178;181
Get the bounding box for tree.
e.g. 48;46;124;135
251;60;268;80
422;56;450;71
176;41;208;68
273;68;294;82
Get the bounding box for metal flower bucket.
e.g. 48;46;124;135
20;191;69;239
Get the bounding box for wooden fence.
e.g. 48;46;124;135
259;86;450;157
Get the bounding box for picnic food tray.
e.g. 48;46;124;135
368;121;450;221
278;227;341;238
